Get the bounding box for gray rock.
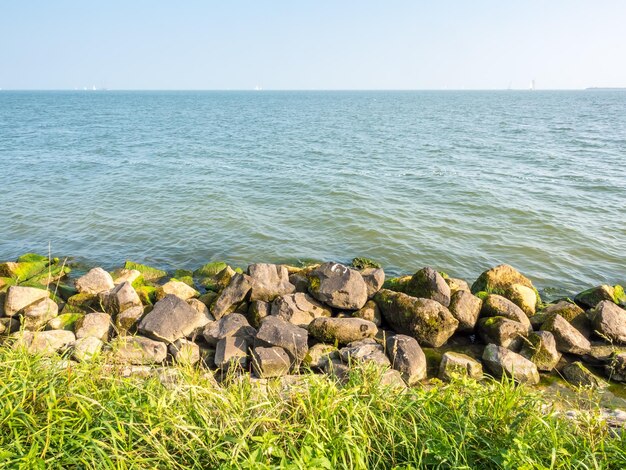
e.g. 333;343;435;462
254;316;308;365
471;264;535;296
374;289;459;347
360;267;385;298
481;294;531;329
202;313;256;346
405;267;451;307
352;300;382;326
308;262;368;310
247;300;271;328
308;317;378;345
446;277;471;294
109;336;167;364
590;300;626;344
477;317;529;350
21;297;58;331
168;338;200;365
379;369;408;389
215;336;249;371
339;338;391;367
13;330;75;356
247;263;295;302
99;282;142;315
386;334;427;385
187;298;215;320
505;284;538;316
211;273;252;319
251;346;291;378
0;317;20;335
138;294;212;343
535;300;589;335
303;343;338;370
482;344;540;384
575;285;618;309
519;331;561;371
323;358;352;383
448;290;482;333
74;267;114;295
75;312;112;341
115;306;144;335
4;286;50;316
562;361;607;388
439;352;483;381
72;336;103;362
288;273;309;293
542;314;591;355
112;268;141;286
271;293;331;328
606;353;626;382
155;280;199;301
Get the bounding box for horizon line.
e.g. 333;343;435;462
1;87;616;92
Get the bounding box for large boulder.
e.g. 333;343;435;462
404;267;451;307
247;263;295;302
575;285;624;309
202;313;256;346
308;317;378;345
75;312;112;342
477;317;529;350
308;262;368;310
360;268;385;298
481;295;531;329
211;273;252;319
541;314;591;355
214;337;249;371
115;306;144;335
482;344;540;384
270;293;331;328
251;346;291;378
471;264;535;296
255;316;308;366
155;280;199;301
109;336;167;364
74;267;115;295
99;282;142;315
386;334;427;385
339;339;390;367
4;286;50;316
590;301;626;344
439;352;483;381
448;290;482;333
21;297;58;330
13;330;75;356
562;362;606;388
519;331;561;371
534;300;589;335
504;284;538;316
374;289;458;347
138;294;212;343
193;262;230;290
446;277;471;294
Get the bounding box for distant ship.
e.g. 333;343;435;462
254;85;262;91
529;80;536;91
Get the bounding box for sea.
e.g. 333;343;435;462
1;90;624;298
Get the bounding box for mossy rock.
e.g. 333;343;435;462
47;313;84;331
173;270;195;287
614;285;626;307
17;253;50;263
471;264;534;295
193;261;228;279
55;283;78;301
66;292;99;312
0;277;17;292
123;261;166;282
351;257;382;270
382;276;411;293
0;260;49;282
136;285;157;305
28;264;71;286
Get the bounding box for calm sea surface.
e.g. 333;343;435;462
1;91;624;296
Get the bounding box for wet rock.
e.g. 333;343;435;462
439;352;483;381
138;294;212;343
215;336;249;371
72;336;103;362
247;300;271;328
202;313;256;346
482;344;540;384
446;277;471;294
211;273;252;319
22;297;58;330
254;316;308;365
303;343;338;370
75;312;112;341
109;336;167;364
360;267;385;298
477;317;529;350
339;339;391;367
448;290;482;333
505;283;538;316
251;346;291;378
374;289;458;347
308;317;378;345
13;330;76;356
405;267;451;307
193;261;229;290
575;285;619;309
99;282;142;315
155;280;199;301
471;264;535;296
115;306;144;335
75;267;115;295
4;286;50;316
519;331;561;371
352;300;381;326
590;300;626;344
386;334;427;385
271;293;331;328
542;314;591;355
168;338;200;365
308;262;368;310
481;294;531;329
562;361;607;388
247;263;295;302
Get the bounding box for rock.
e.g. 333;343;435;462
155;280;199;301
115;306;144;335
138;294;212;343
202;313;256;346
590;300;626;344
211;273;252;319
214;337;249;371
72;336;103;362
303;343;338;370
74;267;115;295
62;292;98;314
350;257;381;270
477;317;529;350
247;300;271;328
254;316;308;365
535;300;589;335
270;293;331;328
505;284;538;316
379;369;408;389
323;359;352;383
123;261;166;282
575;285;619;309
482;344;540;384
109;336;167;364
4;286;50;316
519;331;561;371
606;353;626;382
0;317;20;335
168;339;200;365
21;297;58;330
75;312;112;341
13;330;76;356
308;262;368;310
360;268;385;298
352;300;381;326
112;268;142;286
405;267;451;307
194;261;229;289
439;352;483;381
542;314;591;355
288;273;309;293
339;339;391;367
386;334;427;385
562;362;607;388
251;346;291;378
199;345;216;369
446;277;471;294
374;289;458;347
99;282;142;315
481;294;531;329
187;298;214;321
448;290;482;333
308;317;378;345
247;263;295;302
471;264;535;296
47;313;83;331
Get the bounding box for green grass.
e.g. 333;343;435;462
0;347;624;469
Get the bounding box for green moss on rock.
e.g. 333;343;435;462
351;257;382;270
123;261;166;282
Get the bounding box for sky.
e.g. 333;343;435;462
1;0;625;90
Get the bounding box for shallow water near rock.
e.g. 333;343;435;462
1;90;624;297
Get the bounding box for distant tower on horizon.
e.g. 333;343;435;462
530;79;536;91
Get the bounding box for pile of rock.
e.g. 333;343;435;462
1;254;625;389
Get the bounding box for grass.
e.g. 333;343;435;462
0;347;624;469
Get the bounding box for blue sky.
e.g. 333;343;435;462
1;1;625;90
